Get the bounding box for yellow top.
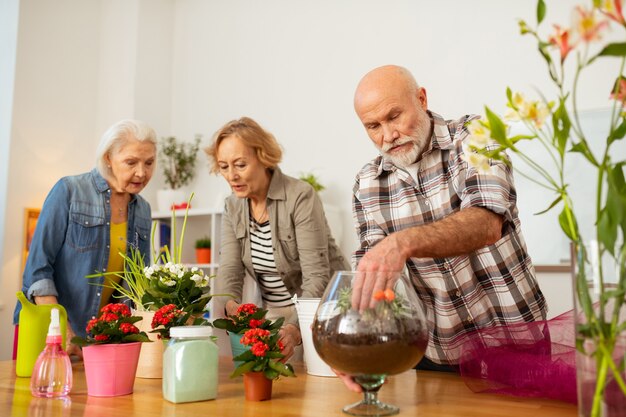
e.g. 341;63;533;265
99;222;127;309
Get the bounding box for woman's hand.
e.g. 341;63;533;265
65;325;82;359
33;295;82;358
225;300;240;317
278;323;301;361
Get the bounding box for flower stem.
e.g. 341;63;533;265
591;352;609;417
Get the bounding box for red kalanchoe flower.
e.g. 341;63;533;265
236;303;258;316
240;328;271;345
278;340;285;352
94;334;109;342
249;318;264;328
101;312;120;323
119;322;139;334
86;318;99;333
250;341;269;357
101;303;131;317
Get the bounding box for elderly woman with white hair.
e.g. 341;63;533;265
13;119;157;357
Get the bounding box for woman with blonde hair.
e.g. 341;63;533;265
206;117;349;359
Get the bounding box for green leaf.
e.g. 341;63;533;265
266;351;284;359
534;195;563;215
558;206;578;241
484;106;509;146
71;336;90;347
264;368;279;380
230;361;255;378
268;360;295;377
233;350;255;362
570;141;599;166
598;208;618;256
597;42;626;58
608;119;626;145
536;0;546;25
124;333;151;343
552;99;571;156
268;317;285;330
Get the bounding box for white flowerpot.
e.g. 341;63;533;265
156;189;186;213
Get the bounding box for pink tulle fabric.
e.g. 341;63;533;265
458;310;577;404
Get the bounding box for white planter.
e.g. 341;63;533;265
156;189;186;213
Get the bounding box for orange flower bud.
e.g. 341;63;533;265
373;290;385;301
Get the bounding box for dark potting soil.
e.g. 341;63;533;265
312;316;428;375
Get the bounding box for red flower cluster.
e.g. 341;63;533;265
120;322;140;334
151;304;185;329
240;327;285;358
101;303;131;317
71;303;149;346
236;303;257;315
150;304;209;340
249;319;264;328
229;323;294;380
240;328;270;345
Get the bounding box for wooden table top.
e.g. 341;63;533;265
1;358;576;417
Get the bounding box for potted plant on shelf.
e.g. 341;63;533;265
71;303;151;397
195;236;212;264
213;303;283;367
299;172;325;193
465;2;626;415
157;135;201;212
230;325;295;401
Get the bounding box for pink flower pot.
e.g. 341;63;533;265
83;342;142;397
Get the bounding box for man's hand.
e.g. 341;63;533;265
334;369;363;393
353;234;406;311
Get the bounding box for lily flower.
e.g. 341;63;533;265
573;5;609;43
548;24;575;63
610;76;626;105
599;0;625;26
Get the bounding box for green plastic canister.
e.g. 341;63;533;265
15;291;67;377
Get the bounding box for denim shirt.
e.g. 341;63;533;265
13;169;151;337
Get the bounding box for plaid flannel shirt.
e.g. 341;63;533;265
352;111;547;365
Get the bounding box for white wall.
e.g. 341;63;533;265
0;0;102;361
167;0;615;261
0;0;20;315
1;0;612;359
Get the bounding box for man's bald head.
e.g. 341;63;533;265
354;65;420;114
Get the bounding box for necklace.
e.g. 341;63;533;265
250;201;268;224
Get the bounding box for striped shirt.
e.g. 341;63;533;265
352;111;547;365
249;217;293;307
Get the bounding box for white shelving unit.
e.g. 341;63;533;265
151;207;223;321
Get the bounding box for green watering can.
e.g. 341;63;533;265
15;291;67;377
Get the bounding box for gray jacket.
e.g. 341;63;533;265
217;168;349;308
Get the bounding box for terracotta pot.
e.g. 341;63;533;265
133;309;163;379
83;342;142;397
243;371;273;401
195;248;211;264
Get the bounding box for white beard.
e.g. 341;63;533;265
380;110;431;168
